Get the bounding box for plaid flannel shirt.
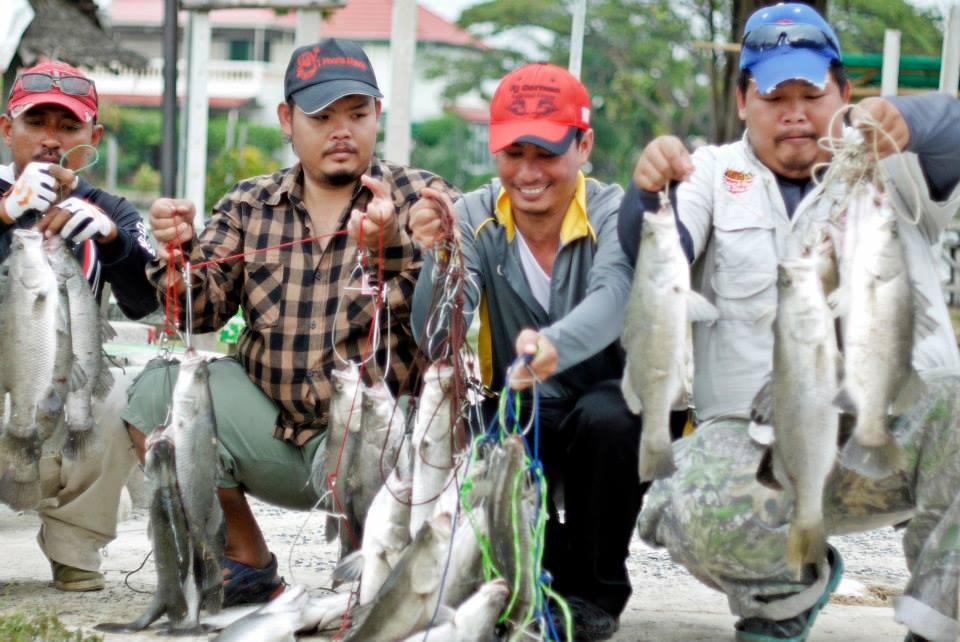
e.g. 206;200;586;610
147;159;460;444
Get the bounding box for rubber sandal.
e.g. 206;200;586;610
222;553;285;607
735;544;844;642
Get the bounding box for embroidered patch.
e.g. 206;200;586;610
723;169;755;194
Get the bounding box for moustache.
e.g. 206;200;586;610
774;131;817;144
324;145;357;157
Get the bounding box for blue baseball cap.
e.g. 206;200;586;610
739;3;841;95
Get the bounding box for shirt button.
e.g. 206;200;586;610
310;320;317;329
305;369;314;378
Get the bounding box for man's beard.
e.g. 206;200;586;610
323;169;361;187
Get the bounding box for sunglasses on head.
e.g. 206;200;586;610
742;23;839;56
18;72;96;98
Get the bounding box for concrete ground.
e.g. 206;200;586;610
0;498;913;641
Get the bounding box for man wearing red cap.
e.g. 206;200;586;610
0;60;157;592
618;4;960;642
410;62;645;641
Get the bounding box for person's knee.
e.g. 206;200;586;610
124;422;147;465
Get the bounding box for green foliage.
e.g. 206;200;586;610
130;162;160;193
205;145;281;213
411;113;493;193
830;0;943;56
0;610;102;642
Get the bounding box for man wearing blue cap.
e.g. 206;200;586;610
618;3;960;642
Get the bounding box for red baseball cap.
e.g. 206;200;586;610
7;61;98;123
488;63;591;155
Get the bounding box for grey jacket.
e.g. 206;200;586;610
411;175;630;398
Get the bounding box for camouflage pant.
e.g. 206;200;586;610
638;374;960;641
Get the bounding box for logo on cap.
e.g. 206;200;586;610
295;49;370;81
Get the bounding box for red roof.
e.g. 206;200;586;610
108;0;480;48
102;94;252;109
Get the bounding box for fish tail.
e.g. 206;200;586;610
841;438;908;480
0;431;41;464
0;465;41;510
787;522;827;579
638;437;676;482
62;420;96;461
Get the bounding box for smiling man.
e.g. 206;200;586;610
617;4;960;642
409;63;642;642
120;38;458;608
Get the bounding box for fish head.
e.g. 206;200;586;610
777;258;824;302
9;229;52;289
144;428;177;479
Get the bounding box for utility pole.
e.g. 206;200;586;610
568;0;586;79
940;4;960;95
161;0;178;197
384;0;417;164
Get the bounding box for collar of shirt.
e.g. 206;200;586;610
261;160;389;217
494;170;595;245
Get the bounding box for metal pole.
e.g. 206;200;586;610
184;10;211;226
568;0;586;79
295;10;323;45
384;0;417;164
881;29;901;96
940;4;960;95
161;0;179;197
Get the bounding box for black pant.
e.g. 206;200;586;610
480;379;682;617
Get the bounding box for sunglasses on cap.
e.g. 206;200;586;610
742;23;839;56
17;72;96;98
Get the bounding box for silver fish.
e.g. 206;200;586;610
211;583;309;642
410;363;455;538
0;229;59;509
96;429;199;633
171;351;223;612
621;195;717;481
758;258;839;575
342;511;454;642
399;578;511;642
834;188;920;479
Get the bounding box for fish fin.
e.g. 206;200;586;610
332;550;364;586
912;286;938;340
0;471;41;510
62;420;96;461
891;369;927;416
100;318;118;343
841;438;908;480
827;286;848;319
749;378;774;427
0;431;41;464
755;449;782;491
56;305;70;335
686;291;718;323
619;369;643;415
69;362;88;392
436;605;456;624
38;387;63;416
638;443;676;482
832;387;858;415
92;363;115;400
748;420;775;446
324;514;339;544
786;523;827;578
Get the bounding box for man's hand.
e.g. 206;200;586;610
348;175;400;247
0;162;75;224
150;198;196;263
632;135;694;192
852;97;910;161
409;187;458;248
38;197;116;243
508;329;559;390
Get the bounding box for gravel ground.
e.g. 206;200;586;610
0;497;916;641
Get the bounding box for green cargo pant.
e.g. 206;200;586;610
121;356;324;510
638;373;960;642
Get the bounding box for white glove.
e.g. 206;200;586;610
58;197;113;242
4;162;58;221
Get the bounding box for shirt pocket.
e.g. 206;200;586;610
243;257;285;331
710;269;777;367
712;199;777;274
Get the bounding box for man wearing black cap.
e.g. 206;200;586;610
618;4;960;642
409;62;645;642
121;38;459;607
0;59;157;593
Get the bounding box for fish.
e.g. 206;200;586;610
170;351;224;612
59;236;116;461
334;435;414;604
399;578;511;642
485;434;538;625
312;363;362;544
200;589;350;635
621;194;717;481
211;583;309;642
345;381;406;538
755;258;839;575
410;363;455;538
342;511;454;642
96;429;199;633
0;229;59;509
832;187;923;479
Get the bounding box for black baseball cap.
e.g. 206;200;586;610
284;38;383;114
